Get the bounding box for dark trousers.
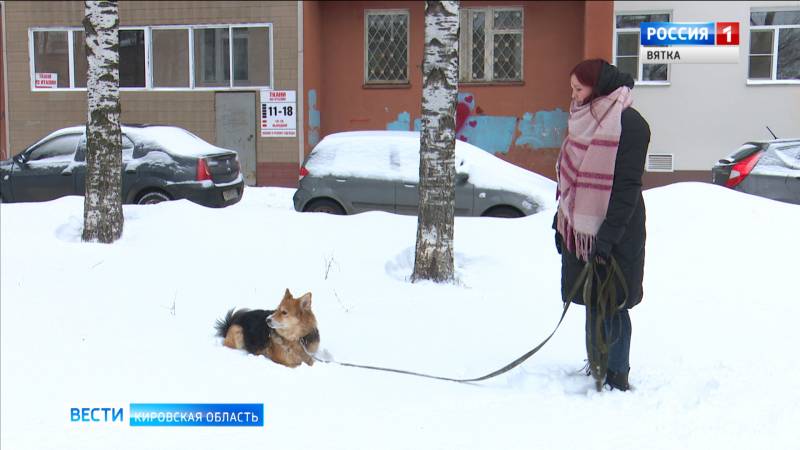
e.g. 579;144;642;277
585;307;631;374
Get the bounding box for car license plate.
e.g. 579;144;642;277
223;189;239;201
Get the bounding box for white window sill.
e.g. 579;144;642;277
31;86;274;92
746;80;800;86
634;81;670;87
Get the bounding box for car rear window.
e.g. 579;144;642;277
124;127;227;157
752;144;800;176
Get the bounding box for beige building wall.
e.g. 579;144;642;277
3;1;299;187
614;1;800;182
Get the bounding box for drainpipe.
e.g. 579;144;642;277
1;1;8;159
297;1;305;173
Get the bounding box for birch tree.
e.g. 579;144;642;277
411;1;459;283
82;1;123;243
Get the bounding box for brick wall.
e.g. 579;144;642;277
3;1;299;186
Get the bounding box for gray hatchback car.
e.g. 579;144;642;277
293;131;556;217
712;139;800;205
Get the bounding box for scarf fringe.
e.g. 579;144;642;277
557;208;596;263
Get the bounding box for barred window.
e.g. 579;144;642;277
365;10;409;84
749;10;800;81
614;13;671;83
460;7;523;83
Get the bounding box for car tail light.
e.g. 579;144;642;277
299;166;309;181
196;158;212;181
725;151;763;188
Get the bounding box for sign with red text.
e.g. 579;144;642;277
35;73;58;89
260;90;296;138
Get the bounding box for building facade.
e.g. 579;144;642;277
11;2;750;188
1;0;302;187
303;1;613;181
613;1;800;186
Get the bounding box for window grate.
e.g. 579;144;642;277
366;12;409;83
460;7;523;83
492;33;522;80
471;12;485;80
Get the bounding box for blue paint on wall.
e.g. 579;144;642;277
457;92;476;111
515;109;568;149
413;118;422;132
457;116;518;153
387;112;412;131
308;90;321;147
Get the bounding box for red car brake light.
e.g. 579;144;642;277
196;158;212;181
299;166;309;180
725;151;763;188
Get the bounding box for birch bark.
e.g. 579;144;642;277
82;1;123;243
412;1;459;283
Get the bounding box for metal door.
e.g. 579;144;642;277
216;92;256;185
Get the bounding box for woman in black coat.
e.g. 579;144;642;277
554;60;650;391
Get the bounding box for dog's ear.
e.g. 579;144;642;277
298;292;312;310
284;288;292;299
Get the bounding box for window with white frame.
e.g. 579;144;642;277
29;24;272;91
365;10;409;84
152;28;189;88
459;7;523;82
614;13;670;83
749;10;800;81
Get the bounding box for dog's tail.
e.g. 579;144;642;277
214;308;237;338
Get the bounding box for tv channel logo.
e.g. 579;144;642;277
639;22;740;64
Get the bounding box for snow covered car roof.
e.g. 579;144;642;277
30;125;233;158
306;131;557;210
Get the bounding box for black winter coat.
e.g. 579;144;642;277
555;106;650;308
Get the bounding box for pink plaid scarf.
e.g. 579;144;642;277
556;86;633;261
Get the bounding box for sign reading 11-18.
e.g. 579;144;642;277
260;90;297;138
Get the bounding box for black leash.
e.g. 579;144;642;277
304;262;594;384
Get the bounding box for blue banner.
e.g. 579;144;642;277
129;403;264;427
640;22;716;46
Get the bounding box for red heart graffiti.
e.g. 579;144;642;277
468;120;477;128
455;102;470;132
465;95;473;103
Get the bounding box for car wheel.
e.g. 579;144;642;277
136;190;172;205
482;206;524;218
304;198;346;215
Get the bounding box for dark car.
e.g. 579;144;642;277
0;124;244;207
293;131;556;217
712;139;800;205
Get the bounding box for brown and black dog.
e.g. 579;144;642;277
215;289;320;367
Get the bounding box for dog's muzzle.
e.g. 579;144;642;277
266;314;287;329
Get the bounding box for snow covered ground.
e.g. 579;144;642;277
1;182;798;450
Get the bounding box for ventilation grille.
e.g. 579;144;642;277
646;154;674;172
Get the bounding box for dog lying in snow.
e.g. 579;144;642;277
215;289;320;367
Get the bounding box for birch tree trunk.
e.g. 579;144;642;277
82;1;123;243
411;1;459;283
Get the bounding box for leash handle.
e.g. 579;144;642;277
303;263;593;384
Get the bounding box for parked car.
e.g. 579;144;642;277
293;131;556;217
711;138;800;205
0;124;244;207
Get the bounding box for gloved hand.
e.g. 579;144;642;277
555;231;563;255
590;239;612;265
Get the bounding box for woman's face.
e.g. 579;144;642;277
570;74;592;105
